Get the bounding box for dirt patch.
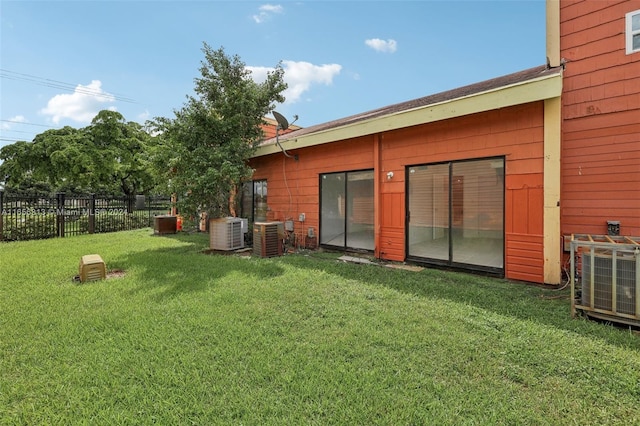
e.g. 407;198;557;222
106;269;126;279
384;263;424;272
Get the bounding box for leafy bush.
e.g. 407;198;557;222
1;212;154;242
1;214;57;241
94;212;150;233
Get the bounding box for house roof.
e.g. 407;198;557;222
254;64;563;157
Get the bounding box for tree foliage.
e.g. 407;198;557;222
0;110;158;196
152;43;287;219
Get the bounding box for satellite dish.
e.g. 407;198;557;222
273;111;289;130
272;110;299;161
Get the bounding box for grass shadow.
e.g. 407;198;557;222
277;252;640;350
113;234;285;300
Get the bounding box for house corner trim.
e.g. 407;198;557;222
544;96;562;285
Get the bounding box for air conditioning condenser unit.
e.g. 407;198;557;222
253;221;284;258
210;217;244;251
571;234;640;327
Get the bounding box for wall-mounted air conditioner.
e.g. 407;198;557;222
210;217;244;251
253;221;284;257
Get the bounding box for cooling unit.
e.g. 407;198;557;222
210;217;244;251
571;234;640;326
253;221;284;257
581;251;638;315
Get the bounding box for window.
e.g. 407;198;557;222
241;179;267;222
627;9;640;54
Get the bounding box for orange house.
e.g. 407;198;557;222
559;0;640;238
246;0;639;286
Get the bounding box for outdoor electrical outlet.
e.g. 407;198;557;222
299;213;305;222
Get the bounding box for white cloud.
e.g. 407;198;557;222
252;4;283;23
365;38;398;53
40;80;116;124
282;61;342;103
245;66;273;82
247;61;342;104
1;115;26;130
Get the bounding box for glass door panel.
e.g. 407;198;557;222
320;173;346;246
346;171;374;250
254;180;268;222
451;159;504;268
407;164;450;261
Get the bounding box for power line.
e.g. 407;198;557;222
0;129;37;135
0;69;138;104
0;120;56;143
0;137;28;143
0;120;54;144
1;68;137;102
0;119;57;129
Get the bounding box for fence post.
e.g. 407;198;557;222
0;191;4;241
89;193;96;234
125;195;131;215
147;195;152;227
56;192;65;238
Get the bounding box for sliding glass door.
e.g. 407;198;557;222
320;170;374;251
407;158;504;272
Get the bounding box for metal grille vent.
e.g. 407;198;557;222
253;222;283;258
571;234;640;327
210;218;244;251
582;254;637;314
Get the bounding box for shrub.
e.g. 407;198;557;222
1;214;57;241
94;212;149;233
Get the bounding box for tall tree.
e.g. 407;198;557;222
152;43;287;219
0;126;89;193
86;110;158;196
0;111;159;196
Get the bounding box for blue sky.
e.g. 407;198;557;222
0;0;546;149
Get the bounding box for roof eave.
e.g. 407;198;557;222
253;71;563;158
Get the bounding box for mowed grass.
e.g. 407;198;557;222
1;229;640;425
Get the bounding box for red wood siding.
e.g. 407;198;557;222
248;136;374;244
505;173;544;282
380;103;545;281
250;102;546;283
560;0;640;236
505;234;544;283
380;193;404;260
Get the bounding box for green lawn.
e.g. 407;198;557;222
1;229;639;424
